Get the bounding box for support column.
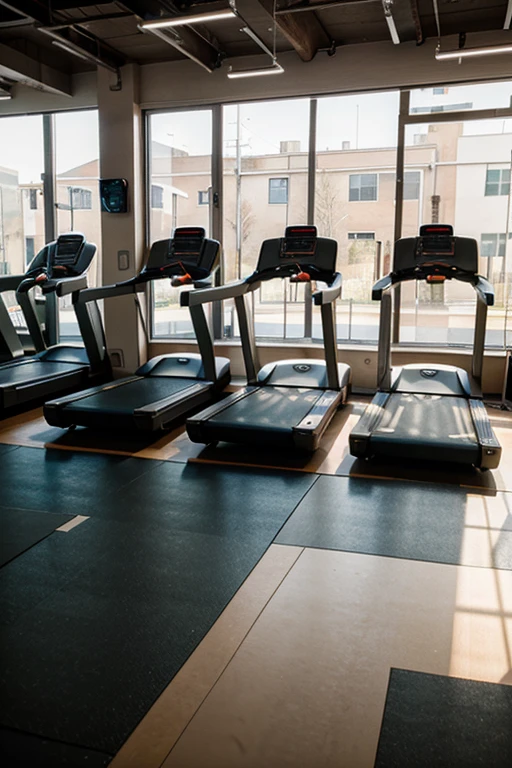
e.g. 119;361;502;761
97;64;146;373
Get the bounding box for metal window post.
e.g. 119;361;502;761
305;98;317;339
211;103;223;339
42;113;59;345
392;90;410;344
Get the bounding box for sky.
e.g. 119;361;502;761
1;80;512;184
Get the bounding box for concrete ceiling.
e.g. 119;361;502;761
0;0;510;95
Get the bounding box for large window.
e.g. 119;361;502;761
315;91;399;343
55;110;101;339
223;98;310;339
147;81;512;350
148;109;212;339
0;114;44;336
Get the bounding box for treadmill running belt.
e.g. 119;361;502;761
69;376;205;416
372;393;480;462
210;386;320;440
0;361;87;387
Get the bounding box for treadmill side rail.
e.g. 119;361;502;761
44;377;142;426
349;392;390;458
293;390;343;451
186;387;258;443
133;381;213;431
469;399;502;470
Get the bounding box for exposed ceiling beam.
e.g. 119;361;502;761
0;1;51;24
39;26;126;73
258;0;332;62
0;41;72;94
275;0;377;12
122;0;222;72
390;0;423;44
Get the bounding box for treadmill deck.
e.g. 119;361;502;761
68;376;202;416
366;392;480;463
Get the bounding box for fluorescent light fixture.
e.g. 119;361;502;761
140;9;236;30
49;37;119;73
227;63;284;79
382;1;400;45
436;43;512;60
0;91;11;100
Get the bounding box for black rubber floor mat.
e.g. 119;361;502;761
276;475;512;568
375;669;512;767
0;459;315;755
0;727;112;767
0;506;72;567
0;446;161;515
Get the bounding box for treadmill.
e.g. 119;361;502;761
0;233;101;412
44;227;230;432
349;224;501;471
186;225;351;452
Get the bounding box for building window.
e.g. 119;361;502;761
485;168;510;196
403;171;421;200
481;233;506;259
25;237;35;266
29;188;38;210
349;173;377;202
268;177;288;204
433;87;447;95
70;188;92;210
348;232;375;240
151;184;164;209
198;190;210;205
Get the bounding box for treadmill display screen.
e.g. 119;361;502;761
170;227;205;261
417;224;455;258
53;234;85;267
282;226;317;257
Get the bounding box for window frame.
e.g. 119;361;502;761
144;83;512;349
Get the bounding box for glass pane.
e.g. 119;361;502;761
149;109;212;339
55;110;101;339
0;114;44;337
222;99;309;339
409;81;512;114
402;119;512;347
315;90;399;343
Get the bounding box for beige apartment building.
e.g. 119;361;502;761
1;121;510;316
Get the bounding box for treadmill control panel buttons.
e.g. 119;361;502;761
294;364;311;373
420;369;438;378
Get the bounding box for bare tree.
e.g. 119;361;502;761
315;171;340;237
226;199;255;245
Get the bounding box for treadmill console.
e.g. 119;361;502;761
143;227;221;283
253;225;337;283
52;233;86;275
25;232;96;280
393;224;478;278
282;226;317;256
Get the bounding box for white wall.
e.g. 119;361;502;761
139;33;512;110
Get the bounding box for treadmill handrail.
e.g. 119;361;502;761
372;274;394;301
312;272;342;306
474;276;494;307
182;279;250;307
0;275;25;293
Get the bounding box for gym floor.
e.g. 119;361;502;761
1;398;512;767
